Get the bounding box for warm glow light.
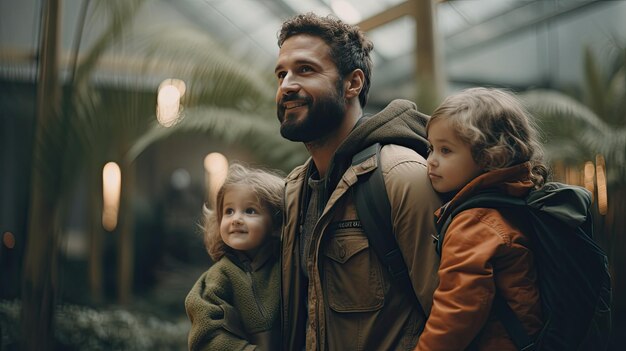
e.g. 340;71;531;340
584;161;595;203
159;78;186;97
596;154;608;215
204;153;229;209
102;162;121;231
157;78;186;128
331;0;362;24
157;84;181;127
3;232;15;249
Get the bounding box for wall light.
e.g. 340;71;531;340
102;162;121;231
595;154;608;215
584;161;595;203
204;153;229;209
157;78;186;127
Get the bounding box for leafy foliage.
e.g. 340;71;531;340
521;42;626;186
1;300;188;351
124;22;307;171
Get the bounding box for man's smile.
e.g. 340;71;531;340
283;101;307;109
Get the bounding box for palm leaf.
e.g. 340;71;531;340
127;106;306;171
129;24;276;115
522;90;609;138
583;46;607;118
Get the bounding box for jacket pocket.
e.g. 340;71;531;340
324;231;384;312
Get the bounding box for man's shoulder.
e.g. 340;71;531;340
376;144;435;202
379;144;428;173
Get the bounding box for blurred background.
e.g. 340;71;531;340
1;0;624;350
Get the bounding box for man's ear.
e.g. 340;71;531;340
344;69;364;100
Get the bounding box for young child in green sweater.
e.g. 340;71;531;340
185;163;284;351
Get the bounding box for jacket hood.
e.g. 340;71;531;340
325;99;430;184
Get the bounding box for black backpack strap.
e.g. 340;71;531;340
436;193;535;351
352;143;411;286
493;293;536;350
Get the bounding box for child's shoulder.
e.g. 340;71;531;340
450;206;506;232
200;256;242;278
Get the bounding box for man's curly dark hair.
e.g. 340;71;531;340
277;13;374;108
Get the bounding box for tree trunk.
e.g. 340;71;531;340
21;0;61;350
117;162;135;304
89;161;104;303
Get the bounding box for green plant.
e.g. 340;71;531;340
1;300;188;351
20;0;305;349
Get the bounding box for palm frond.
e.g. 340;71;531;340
606;66;626;127
522;87;626;187
126;106;306;171
583;46;607;117
522;90;610;136
129;24;276;116
74;0;146;88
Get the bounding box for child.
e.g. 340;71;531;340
185;163;284;351
415;88;546;351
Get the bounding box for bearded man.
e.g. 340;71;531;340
275;13;442;351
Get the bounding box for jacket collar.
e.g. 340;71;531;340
225;238;279;272
436;162;534;221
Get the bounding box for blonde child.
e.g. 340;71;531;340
415;88;546;350
185;163;284;351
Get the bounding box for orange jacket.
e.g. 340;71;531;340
415;163;543;351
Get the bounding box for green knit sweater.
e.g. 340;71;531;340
185;243;280;351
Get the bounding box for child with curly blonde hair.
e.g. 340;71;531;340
185;163;284;351
415;88;546;350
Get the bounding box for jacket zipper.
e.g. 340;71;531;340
247;270;270;324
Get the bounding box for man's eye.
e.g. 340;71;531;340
276;71;286;79
299;66;313;73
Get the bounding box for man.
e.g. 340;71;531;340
275;13;441;350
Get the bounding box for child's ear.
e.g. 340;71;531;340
344;69;364;100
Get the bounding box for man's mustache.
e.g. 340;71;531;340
278;94;311;106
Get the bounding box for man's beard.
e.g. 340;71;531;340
277;80;346;143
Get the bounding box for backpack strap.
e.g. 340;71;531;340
493;292;536;350
436;193;535;351
352;143;412;287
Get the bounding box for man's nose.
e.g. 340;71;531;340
279;72;300;95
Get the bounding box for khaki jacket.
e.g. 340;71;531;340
281;100;442;350
415;163;543;351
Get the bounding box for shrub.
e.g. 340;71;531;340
0;300;188;350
